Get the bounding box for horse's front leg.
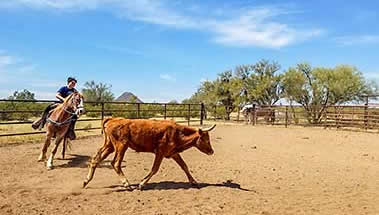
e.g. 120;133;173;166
46;136;64;170
38;131;53;162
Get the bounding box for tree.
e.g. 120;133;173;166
8;89;35;100
4;89;36;120
188;60;282;120
282;63;372;123
168;100;179;104
215;70;240;120
246;60;282;105
187;80;217;105
234;64;254;106
82;81;114;102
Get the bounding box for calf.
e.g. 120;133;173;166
83;118;216;190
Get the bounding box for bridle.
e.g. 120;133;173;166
47;93;85;127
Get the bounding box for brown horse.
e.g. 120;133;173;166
38;92;85;170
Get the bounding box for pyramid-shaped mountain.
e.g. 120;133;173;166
115;92;143;103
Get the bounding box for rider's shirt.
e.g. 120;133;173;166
57;86;77;102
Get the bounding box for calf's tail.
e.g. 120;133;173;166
101;117;114;146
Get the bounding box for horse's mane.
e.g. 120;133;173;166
63;92;76;106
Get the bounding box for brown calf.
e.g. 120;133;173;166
83;118;216;190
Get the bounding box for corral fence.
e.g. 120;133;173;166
205;95;379;131
0;99;205;138
2;95;379;139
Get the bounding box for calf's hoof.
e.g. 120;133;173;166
137;184;144;191
190;181;200;188
38;155;46;162
123;185;134;191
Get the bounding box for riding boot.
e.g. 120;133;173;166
67;117;77;140
32;103;57;130
32;111;49;130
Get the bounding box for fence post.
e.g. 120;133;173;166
253;104;257;126
187;104;191;126
285;106;288;128
137;103;140;119
334;106;338;128
164;104;167;120
364;96;369;130
200;103;204;126
101;102;104;134
214;105;217;121
323;106;328;127
237;106;240;122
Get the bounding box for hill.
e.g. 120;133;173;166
115;92;143;103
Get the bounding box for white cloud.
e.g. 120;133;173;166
208;9;323;48
1;0;323;48
160;74;176;82
0;51;62;99
0;55;15;69
0;0;100;10
335;35;379;46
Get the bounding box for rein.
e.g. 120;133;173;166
47;115;76;127
47;94;80;127
64;107;77;115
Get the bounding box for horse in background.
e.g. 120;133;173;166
240;104;275;124
38;92;85;169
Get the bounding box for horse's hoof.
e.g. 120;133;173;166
47;165;53;170
83;181;88;188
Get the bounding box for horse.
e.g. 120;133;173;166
37;92;85;170
241;104;275;124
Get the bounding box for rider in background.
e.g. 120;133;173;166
32;77;78;140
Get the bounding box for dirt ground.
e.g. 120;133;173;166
1;124;379;215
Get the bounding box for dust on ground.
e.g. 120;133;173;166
1;125;378;215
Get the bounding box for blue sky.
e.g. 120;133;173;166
0;0;378;102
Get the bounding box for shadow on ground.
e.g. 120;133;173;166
55;154;91;168
55;155;127;169
105;180;255;193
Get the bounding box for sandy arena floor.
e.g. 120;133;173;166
0;125;379;215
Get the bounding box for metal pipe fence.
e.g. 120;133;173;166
204;95;379;131
2;95;379;138
0;99;205;138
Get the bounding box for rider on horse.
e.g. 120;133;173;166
32;77;78;140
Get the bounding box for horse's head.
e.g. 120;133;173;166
64;92;85;116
